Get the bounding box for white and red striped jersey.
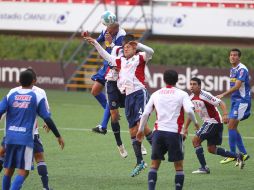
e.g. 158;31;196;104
190;90;222;124
105;45;123;81
116;52;147;95
143;86;194;134
94;41;154;95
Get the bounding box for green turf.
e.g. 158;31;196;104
0;89;253;190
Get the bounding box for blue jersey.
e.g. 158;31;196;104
96;28;126;77
0;88;51;148
230;63;251;102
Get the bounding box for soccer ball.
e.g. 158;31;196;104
101;11;117;26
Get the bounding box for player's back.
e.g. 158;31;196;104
152;86;192;133
4;88;45;147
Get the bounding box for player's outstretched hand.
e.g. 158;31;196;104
57;137;65;150
43;123;51;133
136;130;144;142
83;36;96;46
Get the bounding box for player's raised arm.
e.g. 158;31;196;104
136;42;154;62
84;36;117;66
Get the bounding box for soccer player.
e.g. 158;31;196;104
0;68;56;190
90;14;126;135
217;48;251;164
0;70;64;190
105;34;148;158
184;77;244;174
136;70;198;190
84;35;154;177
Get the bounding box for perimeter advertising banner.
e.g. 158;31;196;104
0;3;254;38
0;61;75;89
0;61;253;97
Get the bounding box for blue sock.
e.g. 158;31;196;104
11;175;25;190
100;104;110;129
175;170;184;190
2;175;11;190
236;132;247;154
195;146;206;168
95;93;107;109
37;162;49;189
148;168;157;190
228;129;237;153
216;147;237;159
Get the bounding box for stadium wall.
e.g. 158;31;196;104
1;60;253;97
1;2;254;38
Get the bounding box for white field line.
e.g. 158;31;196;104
52;127;254;140
1;127;254;140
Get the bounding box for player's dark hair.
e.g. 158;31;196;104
230;48;241;57
122;34;135;46
26;67;37;81
19;70;34;87
163;70;178;85
191;77;201;86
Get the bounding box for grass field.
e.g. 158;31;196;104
0;88;253;190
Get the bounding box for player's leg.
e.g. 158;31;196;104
107;81;125;153
174;161;184;190
91;80;110;134
34;134;52;190
8;145;33;189
191;123;210;174
166;131;185;190
11;169;29;190
148;160;161;190
2;168;14;190
148;130;165;189
235;103;250;156
126;90;148;176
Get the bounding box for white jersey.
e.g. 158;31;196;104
190;90;222;123
93;41;154;95
7;86;50;135
105;46;123;81
143;86;194;133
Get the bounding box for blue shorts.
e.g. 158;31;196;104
151;130;184;162
4;144;33;170
125;89;149;128
106;81;125;110
196;122;223;146
34;134;44;154
229;101;251;121
91;61;108;86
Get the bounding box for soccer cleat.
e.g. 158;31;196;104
220;157;236;164
92;125;107;135
130;161;147;177
43;188;53;190
118;144;128;158
141;144;147;155
235;154;250;169
235;153;245;169
192;167;210;174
